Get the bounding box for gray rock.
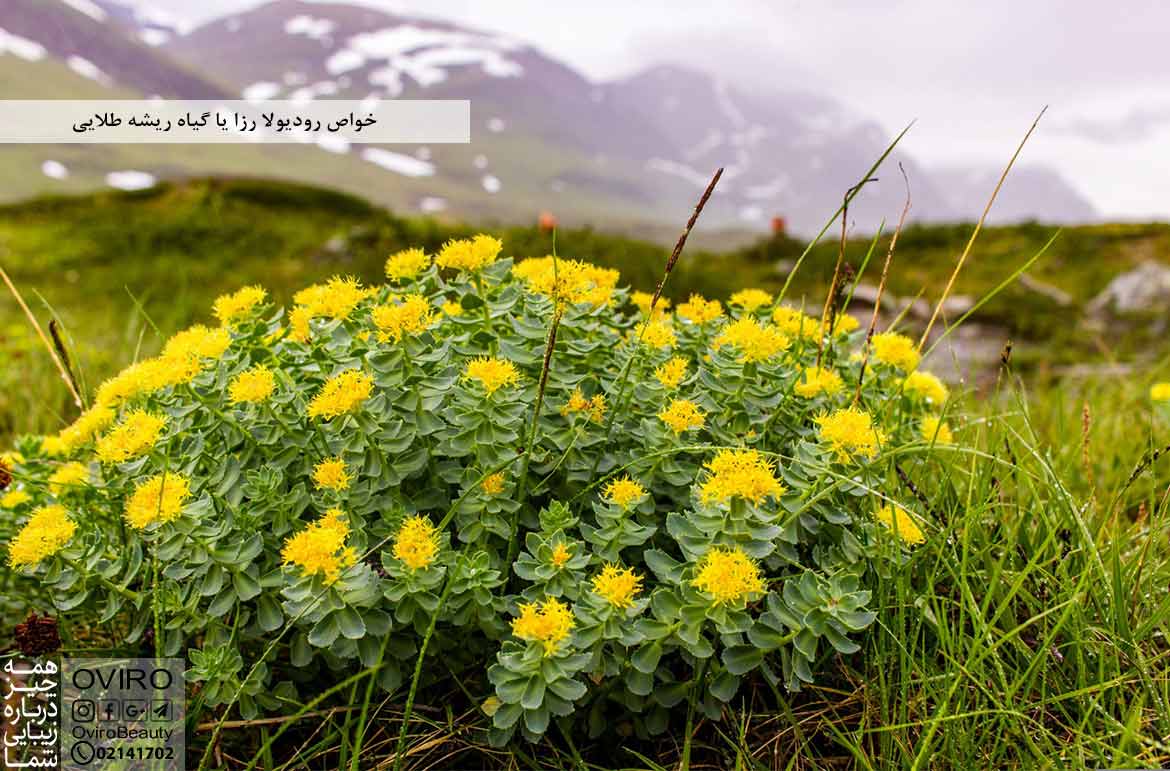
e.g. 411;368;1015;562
1088;260;1170;315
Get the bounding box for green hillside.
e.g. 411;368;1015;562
1;178;1167;442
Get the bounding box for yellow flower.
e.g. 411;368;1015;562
477;472;506;497
794;366;845;399
1;451;24;467
676;294;724;325
162;325;232;362
699;449;784;505
692;546;766;605
549;542;573;568
463;357;520;395
591;564;643;608
713;317;790;363
729;288;774;312
288;306;313;343
561;388;606;422
815;407;886;462
371;294;437;342
826;313;860;335
658;399;706;434
307;370;374;420
903;371;948;404
603;476;646;509
8;504;76;569
40;435;68;457
229;365;277;404
58;404;116;452
385;247;431;281
95;411;166;464
392;515;439;571
124;472;191;530
213;285;267;326
282;508;356;584
631;291;669;317
654;356;688;389
1150;382;1170;402
435;234;502;272
293;276;374;321
313;457;351;492
922;415;954;445
511;598;575;655
632;319;677;349
441;300;463;316
95;359;172;406
2;490;32;509
48;462;89;495
874;503;926;546
513;256;619;308
771;306;820;339
870;332;920;372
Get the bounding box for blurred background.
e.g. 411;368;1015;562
1;0;1169;440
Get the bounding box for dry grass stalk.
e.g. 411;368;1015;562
0;259;84;409
918;107;1047;350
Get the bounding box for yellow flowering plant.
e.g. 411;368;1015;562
1;237;953;742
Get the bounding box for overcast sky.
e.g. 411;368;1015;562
132;0;1170;220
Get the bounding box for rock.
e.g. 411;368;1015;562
1087;260;1170;315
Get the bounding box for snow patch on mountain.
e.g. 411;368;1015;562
67;55;111;85
361;148;434;177
60;0;107;22
0;28;47;61
285;15;334;41
106;170;156;190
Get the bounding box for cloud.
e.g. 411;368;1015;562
1052;104;1170;144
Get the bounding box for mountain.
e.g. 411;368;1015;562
932;165;1099;225
0;0;1098;235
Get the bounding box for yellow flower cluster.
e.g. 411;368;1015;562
463;357;521;395
96;325;231;407
289;276;375;342
654;356;688;389
631;291;669;317
903;370;948;404
549;542;573;568
392;515;439;571
591;564;643;608
603;476;646;508
481;472;506;495
729;288;774;312
306;370;374;420
2;489;31;509
713;317;790;363
435;234;502;272
922;415;954;444
513;257;619;308
95;410;166;464
699;449;784;505
213;285;267;326
633;319;677;349
48;462;89;495
124;472;191;530
815;406;886;462
511;597;574;655
874;503;925;546
281;508;357;584
385;247;431;282
676;294;724;325
228;365;277;404
659;398;706;434
692;546;766;605
371;294;437;342
795;366;845;398
8;504;76;569
870;332;921;372
1150;382;1170;402
57;404;115;453
772;306;820;339
561;388;606;422
313;457;351;491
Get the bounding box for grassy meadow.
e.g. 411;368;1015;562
0;179;1168;769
